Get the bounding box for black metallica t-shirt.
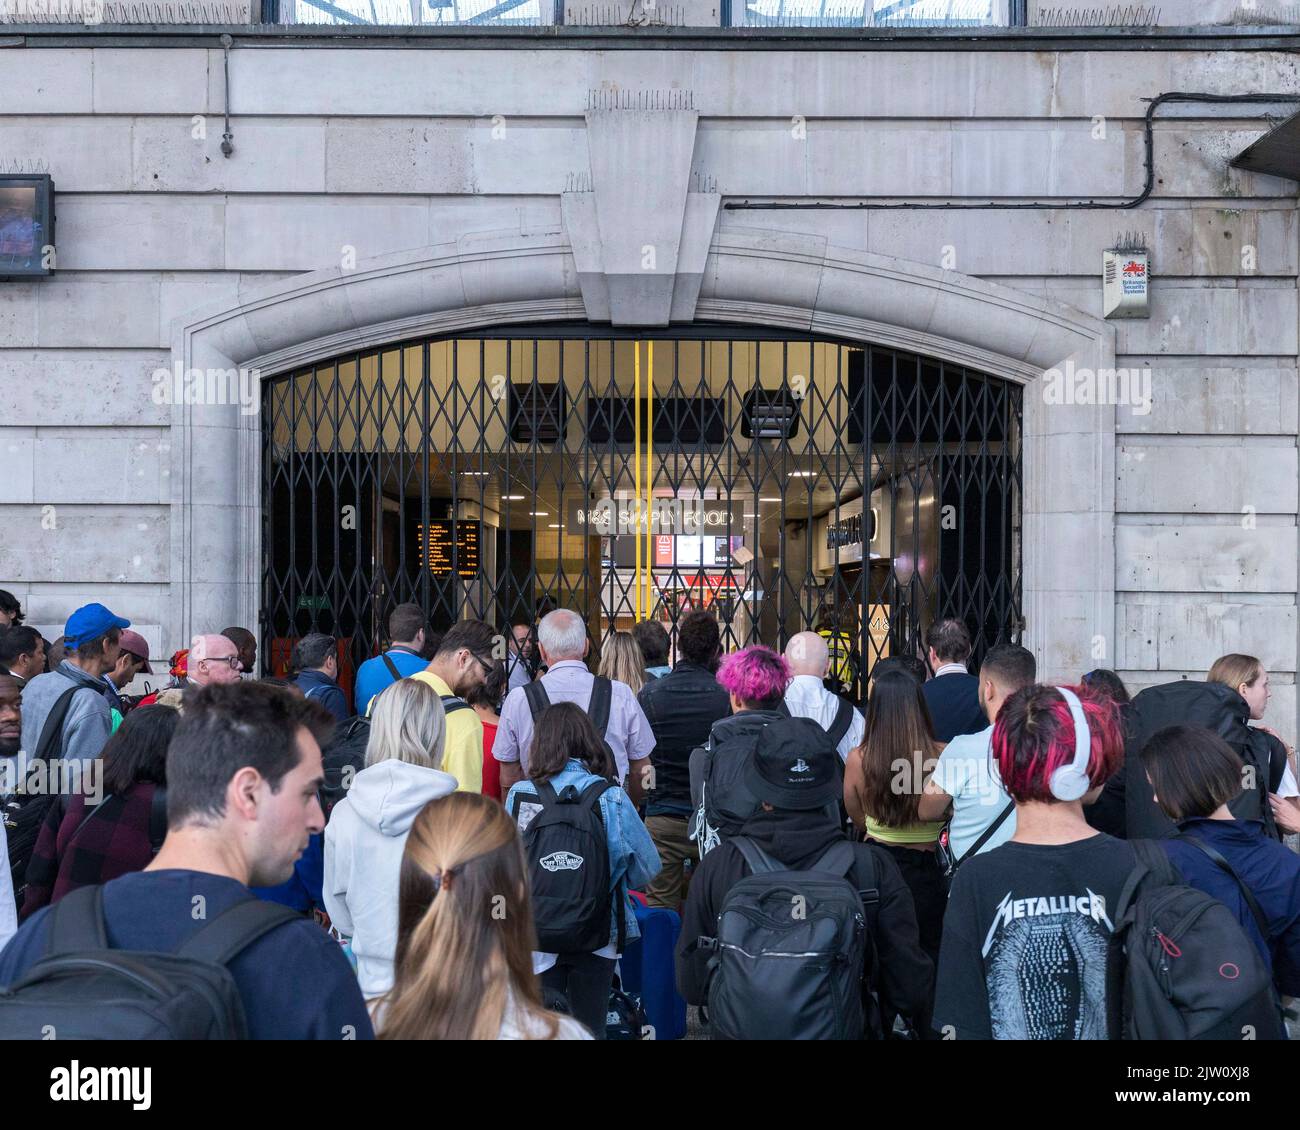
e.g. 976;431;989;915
934;833;1137;1040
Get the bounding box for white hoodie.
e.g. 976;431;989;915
323;758;458;999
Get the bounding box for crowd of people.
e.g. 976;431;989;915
0;584;1297;1041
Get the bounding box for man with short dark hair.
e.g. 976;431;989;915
0;626;44;689
0;674;20;949
920;618;985;741
919;644;1037;861
18;603;126;786
505;621;535;694
0;682;374;1039
292;632;350;725
352;603;428;715
637;610;730;910
410;619;494;794
632;620;672;680
221;626;258;676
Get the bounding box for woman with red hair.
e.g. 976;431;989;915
932;683;1132;1040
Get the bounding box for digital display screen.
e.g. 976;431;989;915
0;177;54;278
418;520;480;577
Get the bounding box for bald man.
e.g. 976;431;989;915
783;631;864;761
188;633;245;688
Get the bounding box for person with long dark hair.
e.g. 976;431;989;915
377;792;589;1040
845;669;947;967
504;702;659;1038
21;704;177;918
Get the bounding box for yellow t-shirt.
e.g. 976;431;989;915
408;671;483;794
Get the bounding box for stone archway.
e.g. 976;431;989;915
167;227;1114;681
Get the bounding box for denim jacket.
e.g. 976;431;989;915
506;760;662;952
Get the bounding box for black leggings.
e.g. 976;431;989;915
541;953;616;1040
875;842;947;970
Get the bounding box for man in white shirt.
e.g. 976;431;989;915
918;644;1036;861
783;632;864;761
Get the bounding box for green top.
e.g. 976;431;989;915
864;815;944;845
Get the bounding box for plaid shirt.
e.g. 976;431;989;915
20;782;161;921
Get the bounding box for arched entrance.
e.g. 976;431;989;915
261;322;1023;698
168;229;1114;684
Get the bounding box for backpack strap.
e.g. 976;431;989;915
69;794;122;846
148;786;168;855
178;898;304;966
1180;834;1273;944
524;680;551;720
381;652;402;681
826;698;855;749
588;677;613;739
954;799;1016;868
440;694;471;716
731;836;779;875
46;883;109;954
33;686;81;768
1115;838;1180;924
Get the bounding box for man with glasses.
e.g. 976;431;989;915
291;633;351;725
409;619;495;794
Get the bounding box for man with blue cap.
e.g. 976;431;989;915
17;602;128;787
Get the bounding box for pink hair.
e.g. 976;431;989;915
716;646;790;706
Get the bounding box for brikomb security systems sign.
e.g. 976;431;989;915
567;499;739;538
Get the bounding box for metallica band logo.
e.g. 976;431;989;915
982;890;1113;958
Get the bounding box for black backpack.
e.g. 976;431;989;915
1108;840;1285;1040
0;884;301;1039
524;677;615;765
321;694;470;820
701;837;877;1041
1126;681;1287;840
512;778;622;954
689;714;837;857
4;685;82;911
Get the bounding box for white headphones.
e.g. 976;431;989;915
1047;686;1093;802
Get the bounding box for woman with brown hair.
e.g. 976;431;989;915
377;791;590;1040
845;668;947;967
1208;653;1300;835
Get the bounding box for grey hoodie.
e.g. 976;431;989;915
11;662;112;796
323;758;458;998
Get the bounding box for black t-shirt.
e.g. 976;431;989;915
934;833;1137;1040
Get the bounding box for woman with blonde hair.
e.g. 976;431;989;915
324;677;457;999
599;631;647;696
1208;653;1300;835
377;792;590;1040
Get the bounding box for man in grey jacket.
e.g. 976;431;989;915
14;603;127;795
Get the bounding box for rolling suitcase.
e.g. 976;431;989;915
622;892;687;1041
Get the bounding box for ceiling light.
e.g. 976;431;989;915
501;494;525;501
547;523;560;528
759;497;781;502
787;471;816;478
460;471;489;476
530;511;549;517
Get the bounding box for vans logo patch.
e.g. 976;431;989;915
539;851;584;872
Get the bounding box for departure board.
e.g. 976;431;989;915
418;520;480;577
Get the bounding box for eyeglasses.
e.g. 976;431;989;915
471;652;494;676
204;655;242;670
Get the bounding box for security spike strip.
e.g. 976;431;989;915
1033;4;1160;26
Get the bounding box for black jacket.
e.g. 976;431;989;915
676;806;934;1031
921;672;985;742
638;662;731;813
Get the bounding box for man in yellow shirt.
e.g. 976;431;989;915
408;619;496;794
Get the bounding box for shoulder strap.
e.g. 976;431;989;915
47;883;108;954
178;898;303;966
34;686;81;765
534;779;559;808
731;836;779;875
827;698;854;748
955;799;1016;867
1115;839;1180;924
148;786;168;855
381;652;402;681
577;777;616;815
1181;834;1272;943
812;839;857;880
70;794;120;845
440;694;471;716
524;679;550;719
589;676;612;738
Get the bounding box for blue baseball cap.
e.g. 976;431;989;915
64;603;131;649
